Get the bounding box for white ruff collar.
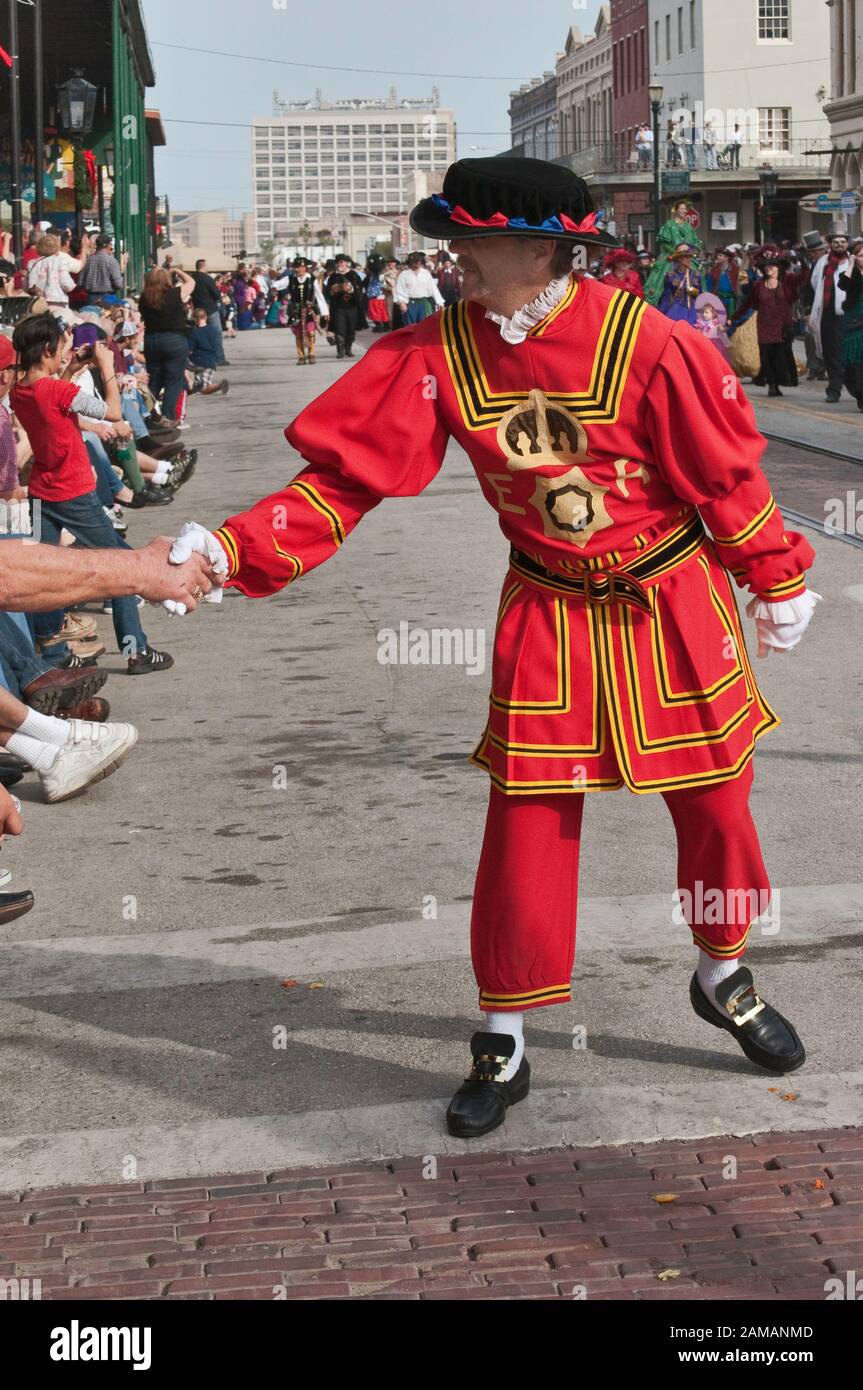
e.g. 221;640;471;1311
484;274;572;344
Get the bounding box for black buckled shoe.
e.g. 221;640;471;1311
445;1031;530;1139
690;965;805;1074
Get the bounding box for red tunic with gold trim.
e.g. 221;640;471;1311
215;275;814;795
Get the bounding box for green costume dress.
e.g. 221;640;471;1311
644;215;704;306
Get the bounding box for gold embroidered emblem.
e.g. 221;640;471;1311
497;389;639;548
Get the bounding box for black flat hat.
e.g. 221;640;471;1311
409;156;618;247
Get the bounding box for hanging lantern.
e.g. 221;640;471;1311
57;71;98;136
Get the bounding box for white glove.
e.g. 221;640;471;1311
746;588;821;658
163;521;229;616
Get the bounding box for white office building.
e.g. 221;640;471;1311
647;0;830;156
252;89;456;245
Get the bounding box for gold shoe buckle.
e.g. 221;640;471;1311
469;1053;510;1082
726;986;766;1027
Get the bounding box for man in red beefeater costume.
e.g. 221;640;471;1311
170;159;820;1139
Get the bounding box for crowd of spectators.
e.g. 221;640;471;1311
0;222;234;922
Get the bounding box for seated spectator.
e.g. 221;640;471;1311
10;312;174;675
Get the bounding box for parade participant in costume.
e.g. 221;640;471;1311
287;259;321;366
324;254;363;358
382;257;401;330
657;243;702;325
838;240;863;409
644;200;703;306
694;291;731;363
364;254;391;333
810;223;852;402
600;248;644;298
707;249;740;319
395;251;446;323
436;252;463;307
732;251;809;398
171;158;819;1140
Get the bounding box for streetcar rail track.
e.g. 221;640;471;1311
760;433;863;547
779;505;863;550
762;431;863;467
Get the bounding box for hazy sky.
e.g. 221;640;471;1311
141;0;603;213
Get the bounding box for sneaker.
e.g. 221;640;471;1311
128;483;174;508
127;647;174;676
39;719;138;804
102;504;126;533
0;867;12;888
58;651;101;672
166;450;197;491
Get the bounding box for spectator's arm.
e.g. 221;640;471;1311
174;269;196;304
0;538;219;611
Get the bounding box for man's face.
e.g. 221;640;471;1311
831;237;848;256
200;262;207;274
448;236;554;305
336;259;350;272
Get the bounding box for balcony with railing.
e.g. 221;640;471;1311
555;138;832;182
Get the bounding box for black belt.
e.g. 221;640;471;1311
509;514;706;616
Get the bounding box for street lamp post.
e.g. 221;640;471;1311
648;84;664;254
7;0;24;258
57;71;99;241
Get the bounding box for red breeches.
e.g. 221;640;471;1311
471;762;769;1012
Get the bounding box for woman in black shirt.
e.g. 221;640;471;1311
139;267;194;420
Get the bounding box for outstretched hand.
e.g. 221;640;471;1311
164;522;229;616
135;536;219;611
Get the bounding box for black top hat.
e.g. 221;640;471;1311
409;156;618;247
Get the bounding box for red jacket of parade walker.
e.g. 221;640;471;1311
214;275;815;796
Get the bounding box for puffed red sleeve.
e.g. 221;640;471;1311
643;321;814;601
214;334;449;597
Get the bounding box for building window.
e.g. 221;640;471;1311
759;106;790;149
758;0;790;41
665;13;671;60
654;18;659;66
690;0;696;48
677;6;683;53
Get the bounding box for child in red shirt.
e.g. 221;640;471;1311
11;313;173;675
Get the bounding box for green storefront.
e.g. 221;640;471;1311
4;0;161;292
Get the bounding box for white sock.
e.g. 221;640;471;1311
6;731;60;771
697;951;742;1011
152;464;171;485
18;709;70;747
482;1010;525;1081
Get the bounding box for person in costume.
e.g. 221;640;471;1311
694;291;731;363
657;244;702;325
284;258;325;366
644;200;703;306
809;223;853;402
324;254;363;359
394;251;445;323
838;240;863;409
706;248;740;319
732;250;809;398
600;248;644;298
169;158;820;1141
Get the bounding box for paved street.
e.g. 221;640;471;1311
1;326;861;1298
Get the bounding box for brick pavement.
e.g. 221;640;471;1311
2;1126;862;1300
